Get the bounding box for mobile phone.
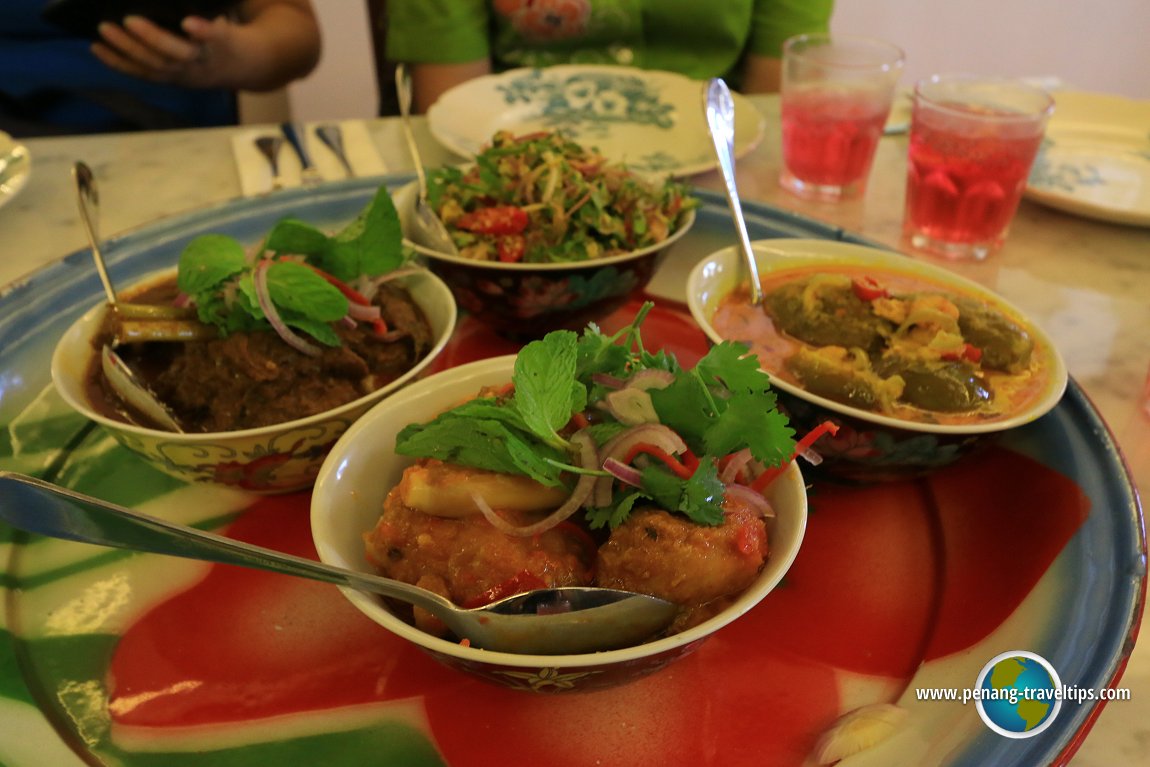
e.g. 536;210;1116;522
42;0;239;39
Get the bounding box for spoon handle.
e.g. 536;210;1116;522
0;471;451;615
704;79;764;305
394;63;429;199
316;124;354;178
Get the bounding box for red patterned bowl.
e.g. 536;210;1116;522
393;181;696;339
688;239;1069;482
311;355;808;692
51;268;457;493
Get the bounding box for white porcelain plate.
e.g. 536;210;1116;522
1025;92;1150;227
0;130;31;210
426;65;766;177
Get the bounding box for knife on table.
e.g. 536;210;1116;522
280;122;322;187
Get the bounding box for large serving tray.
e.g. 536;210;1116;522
0;178;1143;766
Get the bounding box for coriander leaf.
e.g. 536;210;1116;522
586;491;643;530
639;461;725;526
513;330;584;449
178;234;247;295
648;372;717;451
638;465;683;518
266;260;348;322
703;390;794;465
695;341;769;393
678;460;726;525
265;219;331;256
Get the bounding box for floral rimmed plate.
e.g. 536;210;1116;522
0;179;1144;766
1025;91;1150;227
426;65;766;176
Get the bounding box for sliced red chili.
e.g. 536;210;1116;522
497;234;526;263
851;275;889;302
304;264;374;305
455;206;529;235
623;442;696;480
751;421;841;492
942;343;983;363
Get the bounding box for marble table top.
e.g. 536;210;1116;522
1;95;1147;766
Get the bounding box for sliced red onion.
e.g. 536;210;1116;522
370;267;425;287
340;316;357;330
602;457;643;488
799;446;824;466
253;259;322;357
603;387;658;425
473;431;598;537
719;448;754;484
347;302;381;322
626;368;675;390
591;372;626;389
724;483;776;519
592;423;688;507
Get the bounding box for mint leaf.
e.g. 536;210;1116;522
178;234;247;295
513;331;585;449
320;187;404;280
395;416;567;485
265;219;331;256
266;261;348;322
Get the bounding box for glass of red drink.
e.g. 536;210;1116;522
779;34;905;201
903;75;1055;260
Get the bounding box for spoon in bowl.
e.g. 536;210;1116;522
0;471;678;656
704;78;764;306
394;63;459;255
72;162;185;432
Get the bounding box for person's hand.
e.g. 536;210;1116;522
92;14;260;90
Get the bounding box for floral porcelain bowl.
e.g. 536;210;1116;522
688;239;1069;483
392;181;695;339
310;355;808;692
51;268;457;493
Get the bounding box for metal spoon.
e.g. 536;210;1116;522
281;122;323;187
0;471;678;656
254;135;285;191
394;63;459;255
72;162;184;432
316;124;355;178
704;79;764;306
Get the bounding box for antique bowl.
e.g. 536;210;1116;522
392;181;695;338
687;239;1068;482
310;355;808;692
51;268;457;493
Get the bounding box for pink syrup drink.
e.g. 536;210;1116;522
902;77;1053;261
778;34;905;202
780;89;892;197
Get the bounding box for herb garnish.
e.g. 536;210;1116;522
395;304;796;529
176;186;405;345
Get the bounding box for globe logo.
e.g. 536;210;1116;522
975;651;1063;738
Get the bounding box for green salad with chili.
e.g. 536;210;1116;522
426;130;696;264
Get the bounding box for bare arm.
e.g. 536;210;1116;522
410;60;492;114
91;0;321;92
740;52;782;94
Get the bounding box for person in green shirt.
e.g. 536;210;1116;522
385;0;834;112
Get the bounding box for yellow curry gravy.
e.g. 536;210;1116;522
712;265;1055;426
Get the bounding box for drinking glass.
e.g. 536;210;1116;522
779;34;905;201
903;75;1054;261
